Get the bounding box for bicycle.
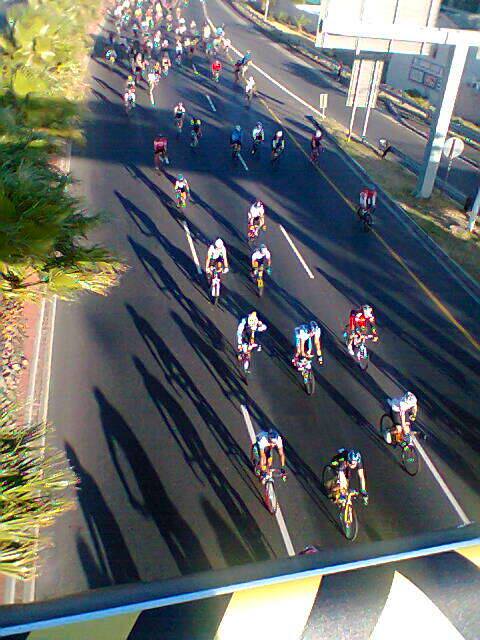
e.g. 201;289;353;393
251;137;264;156
154;150;169;169
322;465;360;540
271;147;283;166
310;145;322;164
253;264;265;297
208;264;223;305
238;338;260;379
212;69;220;83
251;447;286;514
356;206;374;232
246;87;255;105
380;411;423;476
125;98;135;116
295;355;315;395
175;115;185;136
190;129;200;149
176;190;188;208
247;222;264;245
343;329;371;371
231;142;241;160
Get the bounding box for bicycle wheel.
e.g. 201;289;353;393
357;348;368;371
322;465;337;498
402;443;419;476
341;501;358;541
380;414;394;443
304;369;315;396
264;480;277;514
257;274;264;297
363;212;372;232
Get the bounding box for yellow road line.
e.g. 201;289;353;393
456;544;480;569
28;612;140;640
258;96;480;352
214;576;321;640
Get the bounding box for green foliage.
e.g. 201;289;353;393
0;401;77;580
276;10;290;24
294;14;310;32
0;144;128;302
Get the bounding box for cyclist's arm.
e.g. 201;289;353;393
314;333;322;357
338;469;348;494
236;320;246;345
223;248;229;270
358;468;367;493
205;248;212;271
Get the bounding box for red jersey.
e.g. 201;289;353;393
212;61;222;72
349;309;376;333
154;137;167;152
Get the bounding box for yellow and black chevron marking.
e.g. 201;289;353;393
3;545;480;640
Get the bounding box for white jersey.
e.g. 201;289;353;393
207;245;227;263
295;324;321;341
252;249;270;263
237;316;267;342
175;179;189;191
203;25;211;39
391;395;417;414
246;79;255;93
175;42;183;54
252;126;264;140
249;203;264;221
256;431;283;452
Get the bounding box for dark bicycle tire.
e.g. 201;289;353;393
356;347;368;371
402;443;419;476
257;273;264;297
363;212;373;232
380;414;394;442
341;500;358;541
304;369;315;395
264;479;277;514
322;465;337;498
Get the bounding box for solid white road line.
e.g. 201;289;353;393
238;153;249;171
279;225;315;279
413;436;471;526
206;94;216;112
183;220;202;274
240;405;295;557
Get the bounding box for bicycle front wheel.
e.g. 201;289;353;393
264;480;277;514
322;465;337;498
257;275;264;297
341;501;358;541
380;414;394;443
402;443;419;476
363;212;372;232
304;370;315;396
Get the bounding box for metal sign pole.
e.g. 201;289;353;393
264;0;270;21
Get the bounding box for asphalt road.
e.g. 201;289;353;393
36;0;480;600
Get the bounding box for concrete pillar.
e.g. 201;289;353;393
415;43;469;198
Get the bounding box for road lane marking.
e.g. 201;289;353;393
206;94;216;112
279;225;315;279
238;153;249;171
240;405;295;556
413;436;470;526
203;3;480;352
183;220;202;274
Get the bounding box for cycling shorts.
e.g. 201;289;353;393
295;332;312;351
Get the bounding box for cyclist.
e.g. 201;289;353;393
237;311;267;355
293;321;323;366
271;130;285;160
245;75;255;101
211;58;222;81
189;19;197;34
251;244;271;279
241;50;252;66
174;101;186;129
251;122;264;154
359;185;377;217
174;173;190;204
190;118;202;146
230;124;243;152
385;392;418;444
124;86;136;111
126;74;136;92
147;65;158;104
202;22;211;43
330;448;368;505
205;238;229;279
310;128;323;159
175;39;183;64
248;200;265;236
106;47;117;66
153;134;169;167
161;51;171;75
347;305;377;356
252;428;286;480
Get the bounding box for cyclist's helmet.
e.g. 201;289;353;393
309;320;319;334
362;304;373;318
347;449;361;465
275;130;283;138
177;173;184;180
259;244;267;254
402;391;417;405
214;238;224;249
255;199;263;207
248;76;254;83
247;311;258;328
128;74;134;82
315;128;322;137
235;124;241;132
267;428;280;442
256;121;263;129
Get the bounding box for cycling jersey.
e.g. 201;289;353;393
360;189;377;209
252;249;270;264
311;136;322;149
175;179;189;192
154;137;167;153
231;131;242;144
207;245;227;264
272;138;285;151
249;204;264;222
237;317;267;345
348;309;376;334
174;107;185;118
390;395;417;415
252;127;264;141
256;431;283;453
124;91;135;103
212;61;222;72
331;448;364;477
175;43;183;54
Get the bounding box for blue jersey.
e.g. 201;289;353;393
231;130;242;144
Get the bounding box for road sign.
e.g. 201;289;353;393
319;93;328;119
346;59;383;109
443;136;464;159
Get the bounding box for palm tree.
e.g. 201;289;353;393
0;142;127;302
